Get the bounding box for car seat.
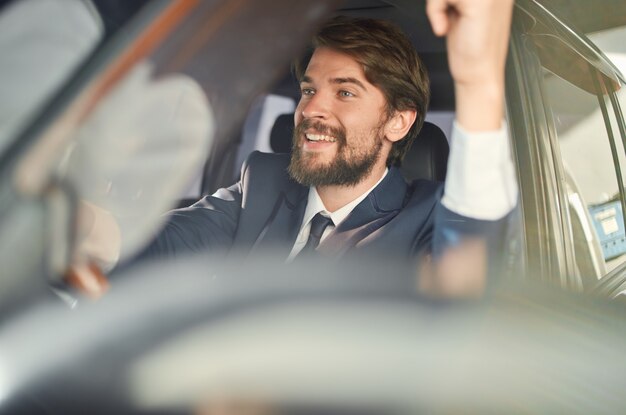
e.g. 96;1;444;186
270;113;449;182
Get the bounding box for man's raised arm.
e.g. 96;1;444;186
427;0;513;131
419;0;518;297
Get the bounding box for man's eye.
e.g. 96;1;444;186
301;88;315;96
339;90;355;98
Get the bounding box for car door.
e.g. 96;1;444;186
507;0;626;292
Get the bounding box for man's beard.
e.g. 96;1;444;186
288;119;384;187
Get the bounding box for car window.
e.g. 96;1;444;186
541;63;626;281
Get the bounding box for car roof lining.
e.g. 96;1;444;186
516;0;623;94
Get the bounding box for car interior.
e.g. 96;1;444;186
0;0;464;312
5;1;626;414
191;0;456;200
4;0;626;297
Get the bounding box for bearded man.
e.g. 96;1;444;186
115;0;518;297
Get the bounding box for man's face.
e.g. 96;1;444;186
288;47;391;187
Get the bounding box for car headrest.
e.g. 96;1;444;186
269;114;449;182
270;113;294;153
400;121;449;182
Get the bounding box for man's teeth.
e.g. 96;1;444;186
306;133;337;143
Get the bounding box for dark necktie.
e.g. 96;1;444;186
298;212;333;256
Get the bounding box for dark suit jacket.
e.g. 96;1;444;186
142;151;505;262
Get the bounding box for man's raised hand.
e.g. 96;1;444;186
426;0;515;131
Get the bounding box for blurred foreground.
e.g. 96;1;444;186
1;254;626;414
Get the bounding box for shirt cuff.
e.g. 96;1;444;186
441;120;518;220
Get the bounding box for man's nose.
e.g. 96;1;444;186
300;92;330;119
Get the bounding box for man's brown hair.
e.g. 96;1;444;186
294;16;430;167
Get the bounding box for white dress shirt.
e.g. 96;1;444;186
288;169;389;259
442;121;518;220
288;121;518;259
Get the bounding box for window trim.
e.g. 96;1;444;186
591;69;626;232
506;19;571;285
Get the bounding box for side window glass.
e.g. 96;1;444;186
542;68;626;279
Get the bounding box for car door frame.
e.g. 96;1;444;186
507;0;626;290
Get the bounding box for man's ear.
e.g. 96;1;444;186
385;109;417;143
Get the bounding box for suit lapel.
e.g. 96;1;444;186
250;180;307;256
249;167;409;258
319;167;409;257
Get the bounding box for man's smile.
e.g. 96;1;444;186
305;133;337;143
302;132;337;152
298;123;343;152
